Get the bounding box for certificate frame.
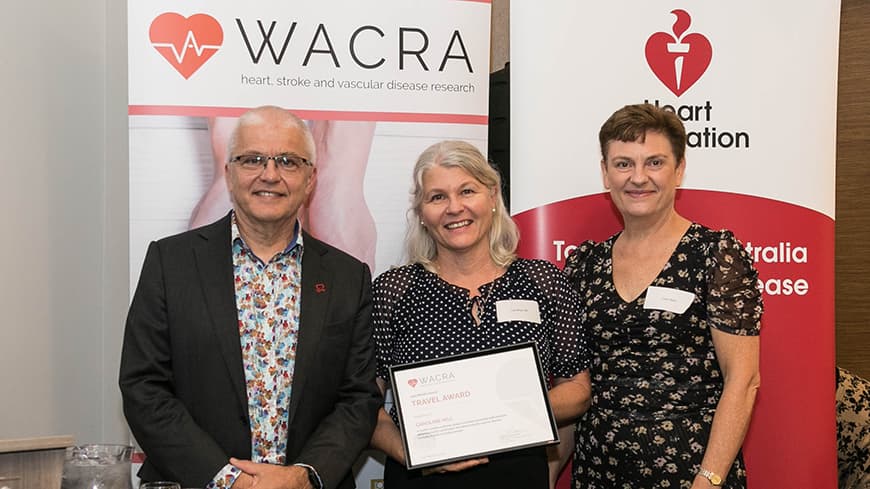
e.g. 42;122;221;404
389;342;559;470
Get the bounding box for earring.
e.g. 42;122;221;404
420;220;425;226
492;208;496;213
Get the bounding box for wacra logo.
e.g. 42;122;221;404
645;9;712;97
147;13;475;78
406;372;456;388
149;12;223;79
233;20;474;72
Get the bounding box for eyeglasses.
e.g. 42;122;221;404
229;154;312;173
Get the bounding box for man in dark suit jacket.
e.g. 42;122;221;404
119;106;381;489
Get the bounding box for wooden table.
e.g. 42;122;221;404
0;436;74;489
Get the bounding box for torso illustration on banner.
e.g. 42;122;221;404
129;0;492;279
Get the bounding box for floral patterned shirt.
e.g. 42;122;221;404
208;216;305;489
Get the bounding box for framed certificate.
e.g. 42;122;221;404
389;342;559;470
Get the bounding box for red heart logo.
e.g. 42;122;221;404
149;13;223;80
407;379;418;388
645;10;712;97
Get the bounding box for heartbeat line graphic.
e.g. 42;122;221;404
149;12;223;79
152;31;221;63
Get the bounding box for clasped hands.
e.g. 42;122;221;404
229;458;313;489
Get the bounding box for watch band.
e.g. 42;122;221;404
698;467;723;486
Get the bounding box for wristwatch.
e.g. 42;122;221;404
698;467;723;486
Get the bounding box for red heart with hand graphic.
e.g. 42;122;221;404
407;379;418;388
149;12;223;79
645;10;712;97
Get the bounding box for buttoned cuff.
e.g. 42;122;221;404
293;463;323;489
206;464;242;489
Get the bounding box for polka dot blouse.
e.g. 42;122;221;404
372;259;590;388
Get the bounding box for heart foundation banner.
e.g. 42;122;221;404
511;2;839;488
127;1;491;486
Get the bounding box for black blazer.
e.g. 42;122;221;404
119;214;381;488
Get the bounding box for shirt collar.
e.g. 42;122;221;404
230;211;304;258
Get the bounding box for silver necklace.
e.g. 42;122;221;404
469;276;501;326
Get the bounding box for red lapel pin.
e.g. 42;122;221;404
315;283;327;293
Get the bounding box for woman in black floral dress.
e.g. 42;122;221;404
564;104;763;489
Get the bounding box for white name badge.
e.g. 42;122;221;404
643;286;696;314
495;299;542;324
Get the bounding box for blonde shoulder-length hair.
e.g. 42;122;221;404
405;140;518;271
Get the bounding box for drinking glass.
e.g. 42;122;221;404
141;481;181;489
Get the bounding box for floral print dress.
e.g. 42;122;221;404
564;223;763;489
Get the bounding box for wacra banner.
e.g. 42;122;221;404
128;1;491;486
512;2;839;488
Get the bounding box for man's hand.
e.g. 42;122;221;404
230;458;312;489
230;473;255;489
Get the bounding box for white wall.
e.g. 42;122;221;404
0;0;129;444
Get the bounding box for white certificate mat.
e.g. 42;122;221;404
389;342;558;469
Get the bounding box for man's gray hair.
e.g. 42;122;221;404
227;105;316;163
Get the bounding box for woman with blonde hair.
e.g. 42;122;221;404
370;140;591;488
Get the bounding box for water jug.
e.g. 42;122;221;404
61;444;134;489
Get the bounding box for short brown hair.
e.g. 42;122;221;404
599;104;687;163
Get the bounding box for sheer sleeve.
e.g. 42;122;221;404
526;260;590;379
706;230;763;336
563;240;597;284
371;265;415;381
